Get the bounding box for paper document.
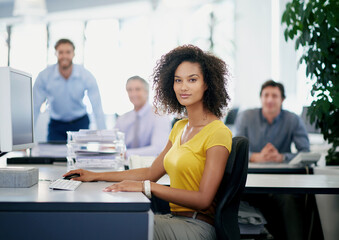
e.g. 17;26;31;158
31;143;68;157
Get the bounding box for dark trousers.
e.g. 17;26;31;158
48;114;90;142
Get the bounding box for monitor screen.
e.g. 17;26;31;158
0;67;35;153
301;106;321;134
10;71;34;145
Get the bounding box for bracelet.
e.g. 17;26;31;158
143;180;151;199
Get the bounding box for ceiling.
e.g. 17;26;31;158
0;0;146;19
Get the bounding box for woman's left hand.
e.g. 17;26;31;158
103;180;143;193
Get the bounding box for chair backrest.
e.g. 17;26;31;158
215;136;249;240
224;107;239;125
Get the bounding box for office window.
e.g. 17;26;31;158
0;24;8;66
84;19;124;115
118;16;153;112
9;23;47;81
151;8;183;65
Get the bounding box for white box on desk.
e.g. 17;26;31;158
0;167;38;188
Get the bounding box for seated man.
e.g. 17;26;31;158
235;80;310;240
115;76;171;158
235;80;310;162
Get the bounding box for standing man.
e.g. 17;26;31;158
235;79;310;162
115;76;171;157
33;39;106;141
235;80;310;240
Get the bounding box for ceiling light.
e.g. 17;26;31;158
13;0;47;17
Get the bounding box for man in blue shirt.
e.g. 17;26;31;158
115;76;171;158
235;80;310;162
235;80;310;240
33;39;106;141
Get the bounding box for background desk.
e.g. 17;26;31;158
248;162;312;174
158;173;339;194
0;161;153;240
244;174;339;194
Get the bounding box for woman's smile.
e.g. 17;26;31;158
179;94;191;99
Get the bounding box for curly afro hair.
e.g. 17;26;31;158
152;44;230;118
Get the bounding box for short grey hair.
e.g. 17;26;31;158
126;75;149;93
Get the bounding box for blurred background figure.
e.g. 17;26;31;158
33;38;106;142
115;76;171;157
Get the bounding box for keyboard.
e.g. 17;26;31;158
7;156;67;164
49;179;82;191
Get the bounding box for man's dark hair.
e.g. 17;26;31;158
260;80;286;99
54;39;75;50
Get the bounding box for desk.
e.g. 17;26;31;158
0;161;153;240
157;173;339;194
245;174;339;194
248;163;312;174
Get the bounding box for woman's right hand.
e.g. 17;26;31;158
63;169;98;182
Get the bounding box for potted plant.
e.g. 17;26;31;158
281;0;339;165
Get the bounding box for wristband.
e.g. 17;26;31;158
143;180;151;199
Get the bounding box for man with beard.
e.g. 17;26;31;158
235;80;310;162
235;80;310;240
33;39;106;141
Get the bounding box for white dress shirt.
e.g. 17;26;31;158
115;103;171;157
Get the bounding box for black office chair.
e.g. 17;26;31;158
224;107;239;125
215;136;249;240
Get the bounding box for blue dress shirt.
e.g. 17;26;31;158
235;108;310;162
115;103;171;157
33;64;106;129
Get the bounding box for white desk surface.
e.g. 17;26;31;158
157;173;339;194
0;179;149;204
245;174;339;194
249;162;305;169
0;157;150;211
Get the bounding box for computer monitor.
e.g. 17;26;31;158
301;106;321;134
0;67;35;154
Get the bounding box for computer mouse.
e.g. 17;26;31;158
63;173;80;180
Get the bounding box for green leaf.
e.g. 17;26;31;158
295;38;301;49
289;29;295;39
332;93;339;108
318;11;326;24
281;11;287;24
284;29;289;41
328;13;337;27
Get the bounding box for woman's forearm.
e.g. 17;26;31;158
94;167;150;182
151;183;214;211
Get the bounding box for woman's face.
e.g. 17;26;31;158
173;61;207;107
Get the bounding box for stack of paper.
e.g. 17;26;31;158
67;130;126;170
68;129;120;143
31;143;68;157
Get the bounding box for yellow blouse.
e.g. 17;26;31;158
164;119;232;213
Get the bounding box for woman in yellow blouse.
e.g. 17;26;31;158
64;45;232;240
